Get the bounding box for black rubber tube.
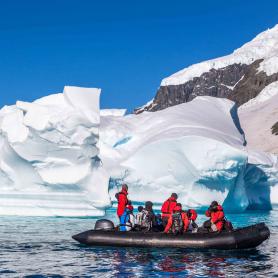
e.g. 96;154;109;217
72;222;270;250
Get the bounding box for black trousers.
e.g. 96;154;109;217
203;220;211;229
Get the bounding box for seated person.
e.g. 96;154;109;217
156;214;163;225
161;193;178;227
153;214;164;232
119;201;135;231
186;209;198;232
164;203;189;234
140;201;156;231
202;201;225;232
135;205;144;226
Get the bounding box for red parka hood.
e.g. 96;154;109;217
188;209;198;221
121;189;128;195
173;205;182;212
217;205;223;211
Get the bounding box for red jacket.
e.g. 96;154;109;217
164;212;189;233
117;189;128;217
187;209;198;221
205;205;224;231
161;197;177;218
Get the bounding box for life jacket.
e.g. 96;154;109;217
161;197;177;217
171;212;184;234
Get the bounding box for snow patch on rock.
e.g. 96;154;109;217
239;81;278;109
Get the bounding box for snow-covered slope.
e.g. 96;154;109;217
100;109;126;117
162;25;278;86
239;81;278;154
101;97;277;211
0;86;110;216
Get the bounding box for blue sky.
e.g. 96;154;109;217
0;0;278;111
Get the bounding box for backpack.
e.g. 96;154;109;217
141;209;152;230
171;213;183;234
136;211;144;226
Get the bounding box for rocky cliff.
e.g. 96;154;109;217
135;25;278;113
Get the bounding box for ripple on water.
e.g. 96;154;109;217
0;207;277;277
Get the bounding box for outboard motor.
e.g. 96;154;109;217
94;219;115;231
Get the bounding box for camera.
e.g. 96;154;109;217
209;205;218;212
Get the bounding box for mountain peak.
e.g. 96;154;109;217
161;24;278;87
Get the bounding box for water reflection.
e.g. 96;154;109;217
83;246;274;277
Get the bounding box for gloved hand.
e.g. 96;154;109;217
191;221;198;229
209;205;218;212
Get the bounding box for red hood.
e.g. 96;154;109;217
217;205;223;211
188;209;197;221
173;205;182;212
121;189;128;195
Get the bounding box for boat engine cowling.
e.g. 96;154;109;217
94;219;115;231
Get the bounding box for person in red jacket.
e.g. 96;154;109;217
204;201;225;232
116;184;128;218
164;203;189;234
161;193;178;227
186;209;198;232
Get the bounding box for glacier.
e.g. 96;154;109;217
0;86;277;216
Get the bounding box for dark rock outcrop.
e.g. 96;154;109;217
272;122;278;135
231;60;278;106
135;59;278;113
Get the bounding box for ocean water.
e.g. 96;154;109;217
0;206;277;278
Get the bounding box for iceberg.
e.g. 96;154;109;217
0;86;110;216
0;86;277;216
100;97;278;211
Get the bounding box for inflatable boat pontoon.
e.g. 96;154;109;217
72;221;270;250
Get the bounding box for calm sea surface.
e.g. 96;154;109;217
0;206;277;277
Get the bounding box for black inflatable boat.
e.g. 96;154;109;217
72;220;270;250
